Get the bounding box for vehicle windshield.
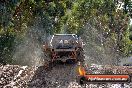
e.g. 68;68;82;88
50;34;77;47
51;34;77;48
53;34;77;40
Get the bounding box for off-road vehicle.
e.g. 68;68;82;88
43;34;85;65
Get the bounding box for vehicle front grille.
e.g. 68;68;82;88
56;44;74;49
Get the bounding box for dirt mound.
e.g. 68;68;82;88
0;64;132;88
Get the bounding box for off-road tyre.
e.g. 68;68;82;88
77;48;85;63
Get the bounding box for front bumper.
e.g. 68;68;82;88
54;49;75;52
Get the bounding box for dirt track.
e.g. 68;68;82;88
28;63;80;88
0;63;132;88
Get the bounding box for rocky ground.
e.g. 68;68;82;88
0;63;132;88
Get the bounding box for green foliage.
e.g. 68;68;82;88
0;0;132;64
0;32;15;64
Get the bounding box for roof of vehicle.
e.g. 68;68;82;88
54;34;76;36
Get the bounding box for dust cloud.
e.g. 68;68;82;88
12;17;47;66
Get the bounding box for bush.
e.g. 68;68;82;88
0;33;15;64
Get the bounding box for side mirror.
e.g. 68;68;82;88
43;43;48;51
43;44;45;48
43;45;46;51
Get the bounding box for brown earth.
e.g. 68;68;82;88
0;63;132;88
